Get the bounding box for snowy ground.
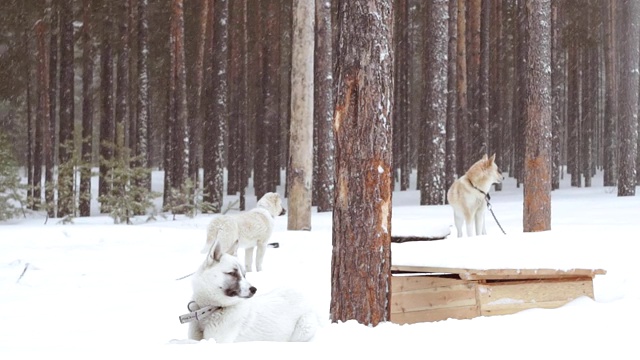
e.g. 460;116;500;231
1;171;638;359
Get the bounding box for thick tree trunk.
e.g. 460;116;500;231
523;0;552;233
330;0;393;327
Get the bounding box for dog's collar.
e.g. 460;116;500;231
468;179;491;201
179;301;222;324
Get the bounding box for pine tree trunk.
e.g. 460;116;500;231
550;0;562;190
45;0;57;218
203;0;228;213
330;0;393;327
420;0;448;205
240;0;249;210
79;0;94;217
57;0;74;218
523;0;552;233
99;1;115;212
135;0;150;190
34;19;49;212
115;0;131;162
478;0;490;156
314;0;334;212
617;0;639;196
467;0;482;162
445;0;457;195
603;0;618;187
567;44;581;187
24;21;35;209
229;0;242;196
260;0;281;197
513;1;527;186
288;0;314;230
455;0;468;175
165;0;190;212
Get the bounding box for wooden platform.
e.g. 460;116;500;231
390;265;606;324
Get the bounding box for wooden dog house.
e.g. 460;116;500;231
390;265;606;324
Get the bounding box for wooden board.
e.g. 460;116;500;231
477;278;595;316
390;275;479;324
391;265;606;280
390;305;479;324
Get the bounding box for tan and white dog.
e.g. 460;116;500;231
447;154;504;237
202;192;286;272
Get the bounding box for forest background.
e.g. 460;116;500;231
1;0;639;221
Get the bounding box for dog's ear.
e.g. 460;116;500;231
206;241;224;266
489;153;496;164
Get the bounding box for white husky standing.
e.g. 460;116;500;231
447;154;504;237
202;192;286;272
185;240;320;343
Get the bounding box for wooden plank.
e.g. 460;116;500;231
391;274;463;293
390;305;479;324
477;278;595;316
391;283;477;313
480;300;579;316
391;265;606;280
461;269;606;281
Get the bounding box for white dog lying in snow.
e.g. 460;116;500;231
185;240;320;343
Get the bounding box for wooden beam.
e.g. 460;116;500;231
391;265;606;280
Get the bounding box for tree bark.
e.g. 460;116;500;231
314;0;334;212
34;19;50;212
79;0;94;217
330;0;393;326
617;0;639;196
455;0;468;175
603;0;618;187
445;0;457;196
57;0;74;218
287;0;314;230
203;0;228;213
165;0;190;211
135;0;150;190
420;0;448;205
99;0;115;212
523;0;552;233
